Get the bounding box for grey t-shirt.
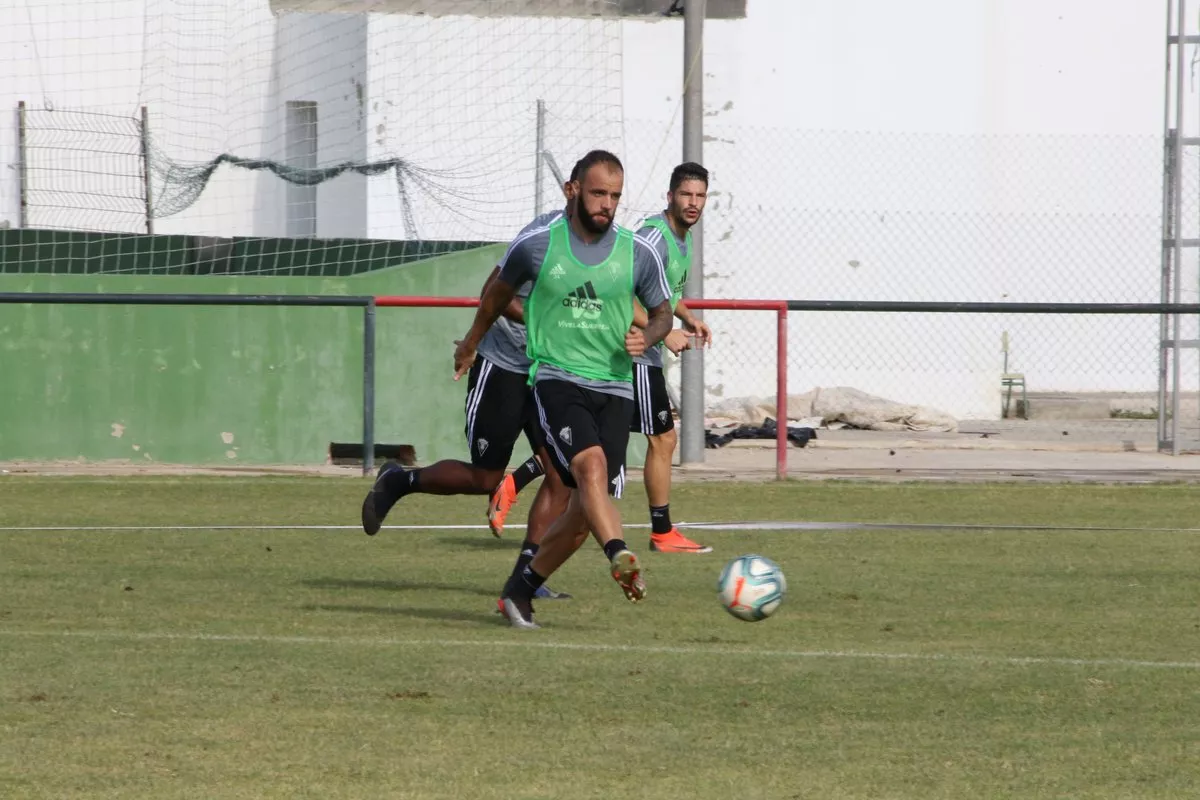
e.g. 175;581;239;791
498;221;671;400
632;215;689;369
476;210;566;374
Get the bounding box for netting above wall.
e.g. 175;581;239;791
137;0;624;243
4;0;624;275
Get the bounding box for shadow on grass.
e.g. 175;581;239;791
301;578;497;598
438;536;522;550
301;603;501;626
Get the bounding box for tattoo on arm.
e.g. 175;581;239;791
642;301;673;348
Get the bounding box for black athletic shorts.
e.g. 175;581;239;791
532;379;632;497
463;356;540;471
631;363;675;436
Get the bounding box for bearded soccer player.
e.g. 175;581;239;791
452;149;676;629
360;175;582;602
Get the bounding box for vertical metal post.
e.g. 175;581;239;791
17;101;28;229
362;300;376;475
679;0;706;466
1158;128;1173;448
140;106;154;235
534;99;546;217
1170;0;1187;455
775;306;788;480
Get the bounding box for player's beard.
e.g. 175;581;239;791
671;203;700;231
576;195;613;235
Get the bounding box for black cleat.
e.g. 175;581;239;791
361;461;405;536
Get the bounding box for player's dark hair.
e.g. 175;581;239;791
669;161;708;192
572;150;623;183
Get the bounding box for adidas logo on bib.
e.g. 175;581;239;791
562;281;604;320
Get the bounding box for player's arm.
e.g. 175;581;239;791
479;266;526;324
674;300;711;347
632;299;649;329
628;237;676;356
454;244;532;378
641;301;673;352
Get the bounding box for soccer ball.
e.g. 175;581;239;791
717;554;786;622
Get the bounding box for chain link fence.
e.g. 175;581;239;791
622;120;1197;438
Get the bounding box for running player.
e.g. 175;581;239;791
488;164;715;556
360;175;581;601
453;149;677;629
630;162;713;553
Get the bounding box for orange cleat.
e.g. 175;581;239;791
649;528;712;554
610;549;647;603
487;474;518;537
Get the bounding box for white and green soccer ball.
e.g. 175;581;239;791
717;554;786;622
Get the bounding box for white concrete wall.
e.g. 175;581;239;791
273;13;370;240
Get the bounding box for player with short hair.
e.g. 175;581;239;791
630;162;713;554
360;174;583;601
488;163;716;555
453;149;677;629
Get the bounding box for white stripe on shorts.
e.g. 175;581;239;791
636;363;653;434
533;384;573;476
465;359;494;449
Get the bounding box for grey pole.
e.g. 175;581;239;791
141;106;154;235
1170;0;1186;455
17;101;28;229
679;0;706;466
362;300;377;476
1159;0;1176;451
535;99;546;216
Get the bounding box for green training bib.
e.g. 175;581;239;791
525;218;636;383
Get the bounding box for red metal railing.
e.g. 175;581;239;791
375;295;790;479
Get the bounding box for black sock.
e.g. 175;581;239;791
602;538;628;561
514;541;539;576
386;467;420;497
519;565;547;594
512;457;544;493
650;504;672;534
382;465;414;496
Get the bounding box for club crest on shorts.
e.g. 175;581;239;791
559;426;572;445
476;438;489;456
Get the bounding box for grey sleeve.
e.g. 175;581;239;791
498;230;550;289
635;224;673;269
497;238;537;289
498;211;562;271
632;234;671;310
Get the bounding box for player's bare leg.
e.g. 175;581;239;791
547;447;644;601
496;448;574;611
644;427;675;507
361;459;502;535
643;427;711;553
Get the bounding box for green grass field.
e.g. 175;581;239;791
3;477;1200;799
